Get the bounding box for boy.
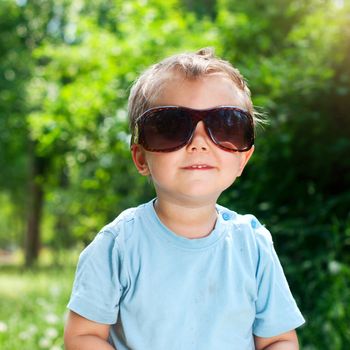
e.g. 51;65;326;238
64;48;305;349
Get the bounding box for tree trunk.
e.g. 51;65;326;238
25;144;46;267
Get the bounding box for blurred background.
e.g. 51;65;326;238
0;0;349;349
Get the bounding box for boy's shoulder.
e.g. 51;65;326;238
99;202;147;238
216;204;273;245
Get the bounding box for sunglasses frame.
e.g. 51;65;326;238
131;105;255;153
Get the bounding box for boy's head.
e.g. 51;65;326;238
128;48;257;205
128;47;259;133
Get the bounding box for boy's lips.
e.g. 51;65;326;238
181;164;215;170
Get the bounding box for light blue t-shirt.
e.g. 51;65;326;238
68;199;305;349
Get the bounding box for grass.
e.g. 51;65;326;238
0;264;75;350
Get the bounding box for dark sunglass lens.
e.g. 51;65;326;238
206;109;254;151
142;109;192;151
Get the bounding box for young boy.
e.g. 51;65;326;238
64;48;305;350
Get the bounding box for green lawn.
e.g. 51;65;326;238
0;266;75;350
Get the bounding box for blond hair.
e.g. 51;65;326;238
128;48;261;132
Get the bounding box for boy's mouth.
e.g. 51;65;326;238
181;164;214;170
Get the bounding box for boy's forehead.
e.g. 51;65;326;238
150;71;248;109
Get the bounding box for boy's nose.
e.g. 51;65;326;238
186;121;210;152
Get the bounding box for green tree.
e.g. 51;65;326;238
215;0;350;347
16;0;220;260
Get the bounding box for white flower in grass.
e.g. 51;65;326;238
28;324;38;333
50;346;62;350
19;324;38;340
45;313;59;324
45;327;58;339
37;297;50;308
0;321;8;332
50;285;61;297
39;337;51;348
19;331;30;340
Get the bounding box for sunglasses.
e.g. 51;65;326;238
131;106;255;153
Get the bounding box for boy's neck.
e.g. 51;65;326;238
153;197;218;239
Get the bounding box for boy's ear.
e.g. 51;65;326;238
237;145;254;177
131;144;150;176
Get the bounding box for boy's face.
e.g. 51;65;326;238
132;73;254;206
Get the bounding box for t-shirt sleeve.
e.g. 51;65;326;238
252;222;305;337
67;230;123;324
